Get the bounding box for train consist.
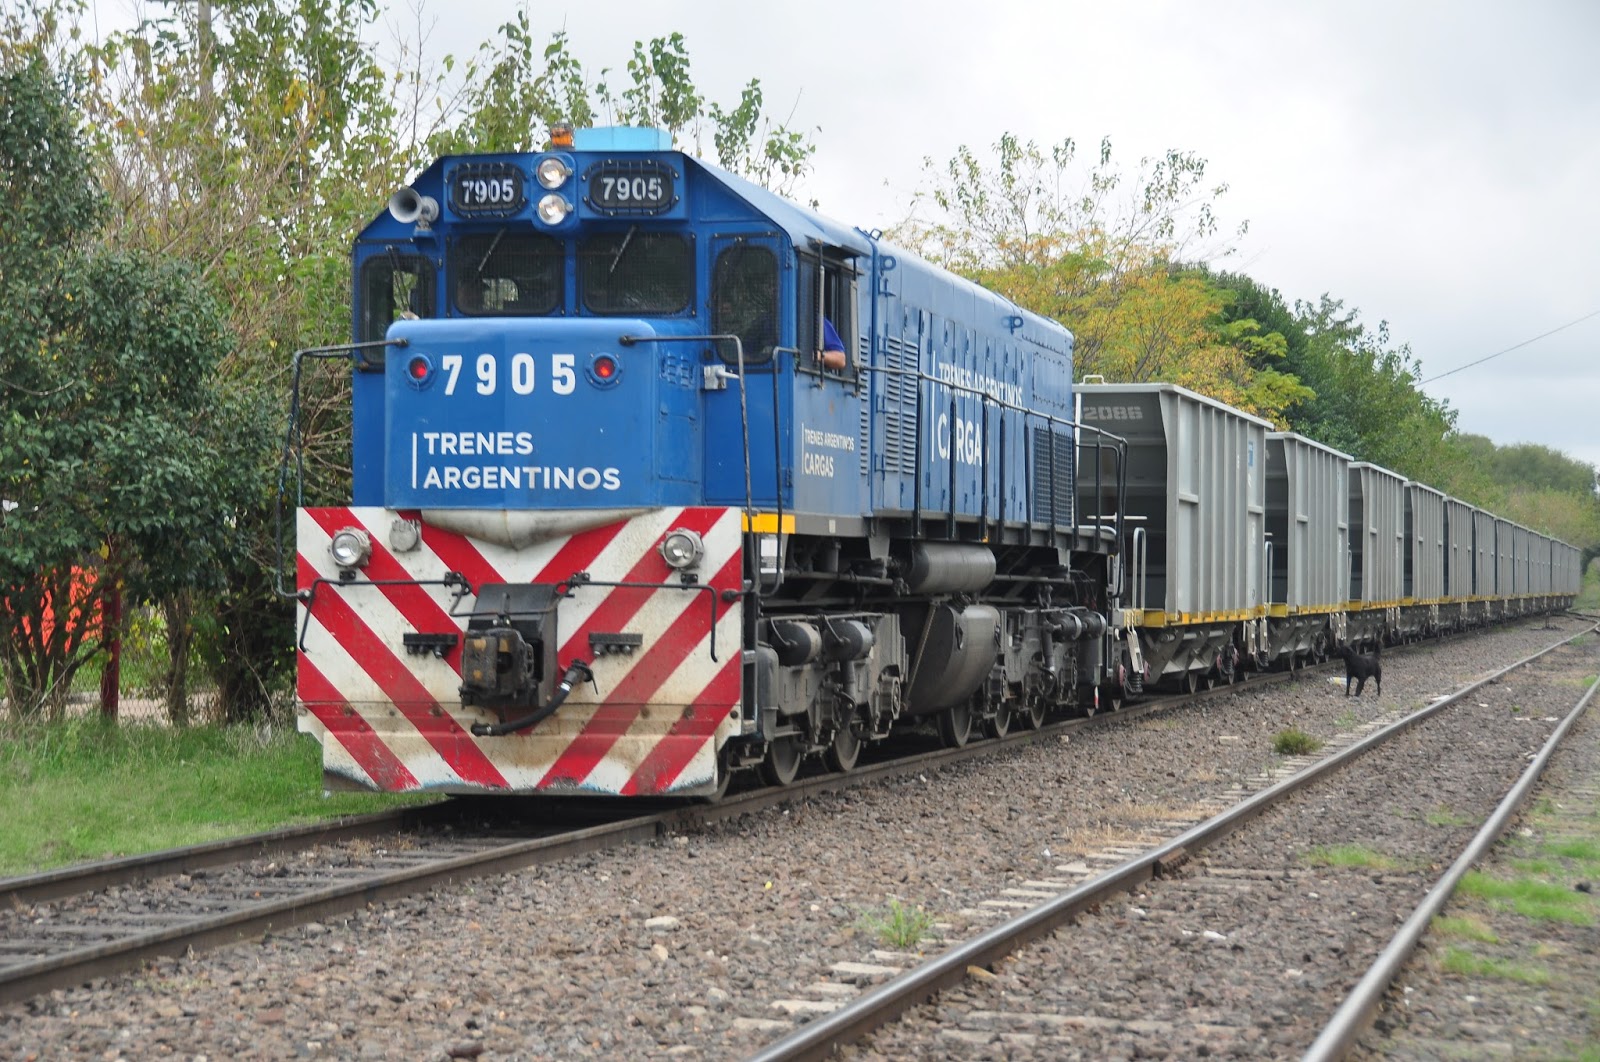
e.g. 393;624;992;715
291;125;1581;797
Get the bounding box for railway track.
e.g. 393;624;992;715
0;622;1560;1011
0;645;1328;1008
746;622;1599;1061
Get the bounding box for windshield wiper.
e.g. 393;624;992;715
608;226;637;275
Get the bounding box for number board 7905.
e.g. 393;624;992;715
583;161;678;216
449;163;527;218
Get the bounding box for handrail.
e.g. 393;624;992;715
858;362;1129;548
1132;525;1147;613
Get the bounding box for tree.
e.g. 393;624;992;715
1286;295;1460;484
897;134;1314;422
429;16;815;194
0;51;263;718
34;0;819;718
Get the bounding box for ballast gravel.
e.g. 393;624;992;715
1;616;1592;1061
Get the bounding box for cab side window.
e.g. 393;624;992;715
711;243;778;364
797;251;858;373
359;251;435;348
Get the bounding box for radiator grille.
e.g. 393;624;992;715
882;334;919;475
1031;427;1075;526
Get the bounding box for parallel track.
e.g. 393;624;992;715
744;622;1599;1062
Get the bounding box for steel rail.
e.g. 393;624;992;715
744;623;1599;1062
0;803;455;907
1302;635;1600;1061
0;813;670;1006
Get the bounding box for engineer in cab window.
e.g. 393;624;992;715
821;318;847;371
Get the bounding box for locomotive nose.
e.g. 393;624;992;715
381;317;694;516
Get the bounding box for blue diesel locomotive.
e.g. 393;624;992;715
293;125;1128;796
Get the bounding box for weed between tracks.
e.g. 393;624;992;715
1425;805;1475;828
1272;727;1323;756
1439;945;1552;985
858;898;938;950
1300;844;1400;871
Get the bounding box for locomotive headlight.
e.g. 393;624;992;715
536;193;571;225
536;157;572;189
329;527;372;570
659;528;705;571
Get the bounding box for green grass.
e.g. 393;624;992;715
1272;727;1322;756
1301;844;1398;871
0;717;430;875
858;898;938;950
1459;871;1597;926
1577;560;1600;611
1431;914;1499;943
1425;805;1475;828
1546;838;1600;863
1511;857;1562;876
1439;945;1551;985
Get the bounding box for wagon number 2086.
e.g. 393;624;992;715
1083;405;1144;421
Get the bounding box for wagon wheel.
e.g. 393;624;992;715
824;719;862;774
937;702;973;748
1100;685;1125;712
758;735;803;787
1182;669;1201;695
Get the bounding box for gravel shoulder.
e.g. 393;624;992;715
1;618;1590;1061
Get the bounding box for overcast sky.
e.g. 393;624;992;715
95;0;1600;470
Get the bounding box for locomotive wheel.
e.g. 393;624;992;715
1020;698;1047;730
759;735;803;787
937;702;973;748
985;702;1014;739
696;756;733;803
825;722;862;774
1101;686;1125;712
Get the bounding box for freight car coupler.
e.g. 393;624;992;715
470;659;595;737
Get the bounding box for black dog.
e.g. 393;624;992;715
1333;641;1382;697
